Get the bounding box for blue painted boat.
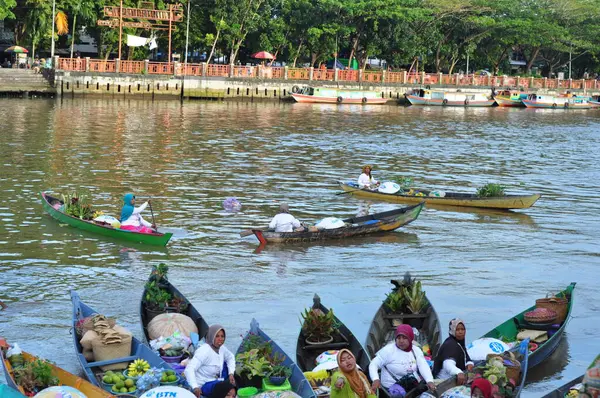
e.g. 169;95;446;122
139;271;210;343
70;290;191;391
541;375;584;398
237;319;317;398
0;384;26;398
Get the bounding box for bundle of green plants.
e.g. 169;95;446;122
385;279;427;314
236;349;273;379
393;176;414;191
476;183;506;197
62;192;94;220
14;359;59;394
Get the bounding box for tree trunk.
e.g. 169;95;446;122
206;20;223;65
70;14;77;58
32;41;36;63
347;35;359;69
292;40;303;67
526;47;540;74
493;48;508;76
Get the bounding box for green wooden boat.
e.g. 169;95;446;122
41;192;173;246
479;283;576;370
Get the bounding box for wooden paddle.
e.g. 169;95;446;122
240;228;264;237
148;200;158;232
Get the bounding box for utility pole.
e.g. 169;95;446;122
50;0;56;58
569;49;572;80
466;53;470;75
184;0;191;65
118;0;123;59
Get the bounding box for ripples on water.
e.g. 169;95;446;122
0;99;599;396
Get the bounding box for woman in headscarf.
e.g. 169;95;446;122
357;165;379;189
268;203;303;232
208;381;237;398
184;324;236;398
471;378;492;398
433;318;474;384
368;324;435;393
119;193;155;233
331;349;376;398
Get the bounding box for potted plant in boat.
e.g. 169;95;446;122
384;289;406;314
143;264;188;321
236;349;273;389
402;280;428;329
14;358;59;395
266;364;292;386
301;308;337;345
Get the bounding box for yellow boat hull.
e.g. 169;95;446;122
2;351;114;397
339;183;540;209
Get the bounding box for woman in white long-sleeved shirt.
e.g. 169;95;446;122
184;324;236;398
119;193;155;233
368;324;436;394
357;165;379;189
268;203;303;233
432;318;474;385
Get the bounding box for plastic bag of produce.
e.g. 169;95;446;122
6;342;22;357
93;215;121;228
440;385;470;398
148;313;198;340
315;217;345;230
467;338;509;361
378;182;401;194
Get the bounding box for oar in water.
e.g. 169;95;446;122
240;228;265;237
148;200;158;232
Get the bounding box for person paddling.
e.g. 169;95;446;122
358;165;379;189
120;193;156;234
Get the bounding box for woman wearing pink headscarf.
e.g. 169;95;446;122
368;324;435;394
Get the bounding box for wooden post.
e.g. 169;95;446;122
402;71;407;84
115;58;120;73
118;0;123;60
543;77;547;88
529;77;534;88
309;67;314;81
516;76;520;88
382;70;386;84
202;62;207;76
334;67;338;82
85;57;90;72
359;69;364;82
420;71;425;85
168;4;173;63
145;59;150;74
438;72;442;86
284;66;288;80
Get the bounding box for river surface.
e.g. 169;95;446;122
0;98;599;396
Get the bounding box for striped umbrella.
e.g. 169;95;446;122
4;46;29;53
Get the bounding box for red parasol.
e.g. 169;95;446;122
251;51;275;60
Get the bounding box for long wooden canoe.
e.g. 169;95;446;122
250;202;424;244
338;182;541;210
433;344;529;398
1;340;114;397
139;271;209;343
365;276;442;398
541;375;584;398
41;192;173;246
70;290;190;390
296;294;371;374
480;282;576;370
238;319;317;398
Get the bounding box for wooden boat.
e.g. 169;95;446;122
248;202;424;244
339;182;541;210
432;344;529;398
480;282;576;369
522;94;592;109
589;100;600;108
291;86;388;104
41;192;173;246
541;375;584;398
70;290;190;390
406;88;495;107
1;339;114;397
365;276;442;398
494;90;529;107
139;271;209;343
237;318;317;398
296;294;371;374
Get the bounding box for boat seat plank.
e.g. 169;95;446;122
84;355;137;368
301;341;350;351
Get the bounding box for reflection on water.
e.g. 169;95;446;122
0;99;599;396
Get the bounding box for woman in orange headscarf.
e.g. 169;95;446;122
331;349;376;398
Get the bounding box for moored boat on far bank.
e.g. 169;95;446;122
522;93;592;109
291;86;388;104
406;88;495;107
494;90;529;107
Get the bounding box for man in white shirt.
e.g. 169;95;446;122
268;203;304;232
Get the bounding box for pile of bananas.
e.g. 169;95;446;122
127;359;150;377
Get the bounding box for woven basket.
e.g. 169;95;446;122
487;353;521;382
524;307;557;324
536;296;568;323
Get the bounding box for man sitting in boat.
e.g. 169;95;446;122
120;193;155;233
358;165;379;189
268;203;305;232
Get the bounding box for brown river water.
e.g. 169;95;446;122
0;98;599;396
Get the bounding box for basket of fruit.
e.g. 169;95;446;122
101;370;124;392
160;369;180;385
524;307;557;324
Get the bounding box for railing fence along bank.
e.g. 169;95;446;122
53;56;600;90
